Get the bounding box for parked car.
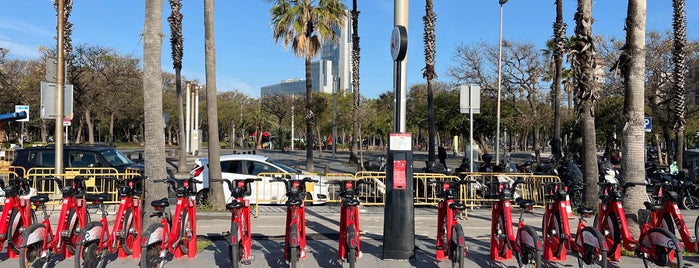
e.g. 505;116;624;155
190;154;328;205
9;145;144;177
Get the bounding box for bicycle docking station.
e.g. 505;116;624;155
382;132;415;259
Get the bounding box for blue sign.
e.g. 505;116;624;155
645;117;652;132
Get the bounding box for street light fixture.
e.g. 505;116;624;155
495;0;508;165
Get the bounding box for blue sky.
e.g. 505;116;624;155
2;1;697;99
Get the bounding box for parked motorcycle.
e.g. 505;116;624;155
646;163;699;210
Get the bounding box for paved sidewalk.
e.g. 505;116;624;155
2;206;698;267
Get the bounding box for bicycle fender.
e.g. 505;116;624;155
22;224;46;247
451;224;465;246
141;223;165;247
230;222;240;244
81;222;104;243
8;209;21;238
643;228;682;251
289;224;299;247
517;227;536;248
347;225;357;249
581;229;600;248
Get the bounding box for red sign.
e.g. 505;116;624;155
393;160;407;190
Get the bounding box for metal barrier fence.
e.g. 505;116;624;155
24;167;142;205
460;172;562;207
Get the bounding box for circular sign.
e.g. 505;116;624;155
390;25;408;61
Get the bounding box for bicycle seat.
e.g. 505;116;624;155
643;201;663;211
226;200;244;210
30;195;50;204
576;206;595;216
518;199;535;209
61;186;75;197
85;194;109;203
449;202;467;211
665;191;679;202
555;189;568;200
150;198;169;208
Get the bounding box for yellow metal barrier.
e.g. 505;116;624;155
461;172;561;207
26;167;126;205
353;171;386;205
323;173;357;204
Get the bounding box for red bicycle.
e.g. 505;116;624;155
428;179;473;268
140;177;201;268
0;177;36;259
490;178;542;268
646;181;698;254
595;181;683;267
541;182;607;267
332;179;362;268
271;176;316;268
19;176;92;268
210;178;261;268
75;175;145;268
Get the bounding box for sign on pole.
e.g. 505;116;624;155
460;84;481;114
40;81;74;119
15;105;29;122
645;117;652;132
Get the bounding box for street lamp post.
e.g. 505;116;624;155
496;0;508;165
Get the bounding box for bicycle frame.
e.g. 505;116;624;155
0;178;34;258
284;197;307;260
596;181;683;265
112;178;143;258
542;184;572;261
162;190;197;258
595;183;638;261
213;178;259;263
490;184;524;260
432;180;466;261
336;180;361;262
648;185;698;253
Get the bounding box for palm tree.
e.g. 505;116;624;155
204;0;225;211
571;0;599;208
168;0;189;174
143;0;168;226
672;0;687;170
349;0;360;165
551;0;566;160
424;0;437;164
620;0;647;229
267;0;347;172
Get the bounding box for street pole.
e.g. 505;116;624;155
495;0;508;165
54;0;65;175
332;78;338;159
291;97;295;151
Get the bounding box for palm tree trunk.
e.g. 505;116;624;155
176;71;187;172
305;57;314;172
349;0;360;165
552;0;565;160
142;0;168;227
672;0;687;170
204;0;224;211
622;0;647;234
573;0;600;208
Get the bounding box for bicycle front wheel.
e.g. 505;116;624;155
76;241;107;268
289;246;298;268
19;223;50;268
450;224;465;268
230;242;241;268
65;208;84;255
576;226;607;268
495;212;509;257
543;211;564;257
178;209;193;255
346;224;358;268
594;213;620;258
641;227;682;268
140;223;166;268
515;225;541;268
120;208;138;255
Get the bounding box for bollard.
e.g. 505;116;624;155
324;166;330;175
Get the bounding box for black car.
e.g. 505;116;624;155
9;145;144;177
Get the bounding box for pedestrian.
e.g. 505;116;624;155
438;145;447;169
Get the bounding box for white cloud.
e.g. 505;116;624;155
0;18;53;38
0;40;40;58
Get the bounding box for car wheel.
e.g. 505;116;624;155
196;189;209;206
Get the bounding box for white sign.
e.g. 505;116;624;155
40;81;74;119
460;84;481;114
63;117;71;126
389;133;412;151
15;105;29;122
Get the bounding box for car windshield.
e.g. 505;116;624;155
267;158;299;173
99;148;133;167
